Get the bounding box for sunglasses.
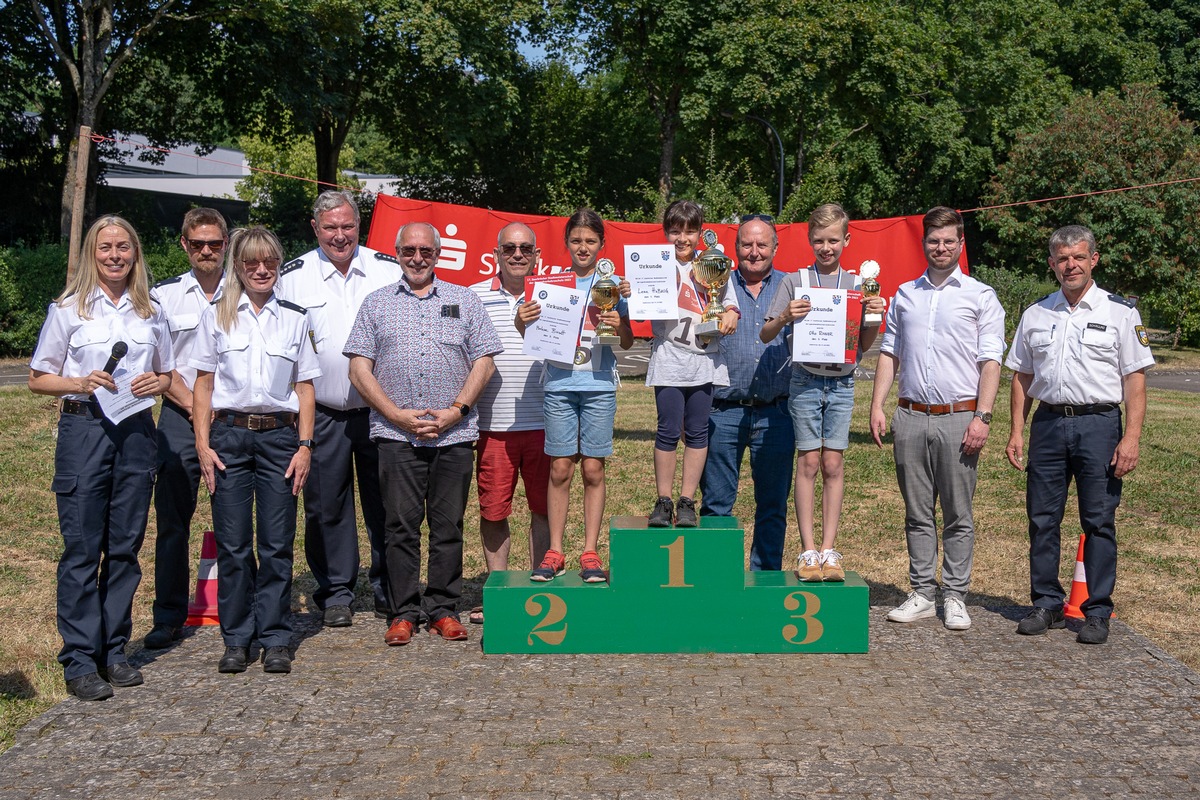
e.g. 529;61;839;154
740;213;775;224
499;243;537;257
399;246;438;259
186;238;226;251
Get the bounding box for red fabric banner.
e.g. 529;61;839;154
366;194;968;335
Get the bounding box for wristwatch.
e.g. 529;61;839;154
298;438;316;449
451;401;470;417
973;411;993;425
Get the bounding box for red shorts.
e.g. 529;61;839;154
476;430;551;521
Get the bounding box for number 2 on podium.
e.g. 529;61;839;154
525;594;568;646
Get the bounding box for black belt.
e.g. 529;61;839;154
1040;402;1118;417
316;403;370;419
60;398;103;418
714;397;783;409
214;410;297;431
162;396;189;416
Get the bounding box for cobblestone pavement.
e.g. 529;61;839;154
2;606;1197;799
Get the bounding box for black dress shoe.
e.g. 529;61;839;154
1077;615;1110;645
323;605;353;627
143;623;181;649
1016;606;1066;636
262;646;292;674
218;646;249;674
66;673;113;701
104;662;144;688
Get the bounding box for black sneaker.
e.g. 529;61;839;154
263;646;293;673
66;673;113;701
1077;616;1110;645
218;646;249;674
675;496;698;527
648;496;674;527
1016;607;1066;635
143;623;181;649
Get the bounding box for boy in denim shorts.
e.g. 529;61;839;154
760;204;886;580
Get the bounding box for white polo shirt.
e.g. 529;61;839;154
274;245;401;410
151;270;225;393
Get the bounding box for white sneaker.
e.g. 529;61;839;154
887;592;936;623
943;596;972;631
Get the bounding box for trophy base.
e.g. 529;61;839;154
695;320;723;340
863;313;883;328
595;333;621;346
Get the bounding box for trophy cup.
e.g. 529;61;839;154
692;229;732;340
591;258;621;345
860;260;882;327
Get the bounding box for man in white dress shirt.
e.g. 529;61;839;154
275;190;401;626
145;208;227;649
869;206;1005;632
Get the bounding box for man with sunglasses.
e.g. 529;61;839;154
145;208;229;649
274;190;401;628
465;223;552;624
699;214;794;570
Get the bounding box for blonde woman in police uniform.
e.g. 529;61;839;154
191;227;320;675
30;215;174;701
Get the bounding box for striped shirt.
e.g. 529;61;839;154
343;277;502;446
469;277;544;432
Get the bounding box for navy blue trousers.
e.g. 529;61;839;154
152;399;204;627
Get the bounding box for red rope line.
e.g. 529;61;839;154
960;174;1200;213
89;133;366;193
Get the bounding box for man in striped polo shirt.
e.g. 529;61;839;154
467;223;551;623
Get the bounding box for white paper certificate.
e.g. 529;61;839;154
95;365;156;424
624;244;678;320
792;287;848;364
523;281;586;363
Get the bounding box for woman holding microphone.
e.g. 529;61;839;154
191;227;320;675
30;215;173;701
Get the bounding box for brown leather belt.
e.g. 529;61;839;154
898;398;977;415
60;398;103;418
214;410;296;431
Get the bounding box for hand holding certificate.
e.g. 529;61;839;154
94;365;156;424
522;281;586;364
791;287;862;364
624;244;677;320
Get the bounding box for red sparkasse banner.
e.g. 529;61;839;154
366;194;969;335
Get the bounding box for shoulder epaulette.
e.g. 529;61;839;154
1108;293;1136;308
1033;292;1053;305
280;258;304;275
153;275;183;289
374;251;399;264
278;298;307;315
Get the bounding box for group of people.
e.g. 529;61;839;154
29;192;1152;702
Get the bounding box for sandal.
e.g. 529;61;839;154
468;605;484;625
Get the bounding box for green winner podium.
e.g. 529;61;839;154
482;516;868;654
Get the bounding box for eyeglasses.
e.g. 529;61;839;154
241;258;280;271
740;213;775;224
924;238;962;249
400;246;437;259
499;243;537;257
186;238;226;252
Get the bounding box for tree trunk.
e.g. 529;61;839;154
656;91;681;204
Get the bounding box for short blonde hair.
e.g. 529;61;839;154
808;203;850;236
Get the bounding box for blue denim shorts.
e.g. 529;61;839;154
543;390;618;458
787;369;855;451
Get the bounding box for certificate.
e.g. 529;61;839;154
792;287;862;364
522;281;586;363
95;365;156;424
624;244;677;320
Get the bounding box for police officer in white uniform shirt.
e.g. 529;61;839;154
145;208;228;650
30;215;174;701
1005;225;1154;646
191;226;320;674
274;190;401;626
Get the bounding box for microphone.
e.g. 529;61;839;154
102;341;128;375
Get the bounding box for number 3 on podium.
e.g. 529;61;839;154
782;590;824;645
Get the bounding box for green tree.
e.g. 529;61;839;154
980;84;1200;346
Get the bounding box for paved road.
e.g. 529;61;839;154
1;606;1197;798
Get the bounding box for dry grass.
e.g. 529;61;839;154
1;360;1197;750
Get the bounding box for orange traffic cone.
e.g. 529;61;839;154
1064;534;1090;620
185;530;220;626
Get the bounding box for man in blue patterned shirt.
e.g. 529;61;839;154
699;215;795;570
345;222;502;646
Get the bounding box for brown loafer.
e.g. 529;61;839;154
428;616;468;641
384;618;414;646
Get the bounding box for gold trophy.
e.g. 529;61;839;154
860;260;882;327
693;229;732;340
591;258;621;345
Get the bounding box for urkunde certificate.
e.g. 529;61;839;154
95;364;156;424
522;281;586;363
624;243;677;320
792;287;860;364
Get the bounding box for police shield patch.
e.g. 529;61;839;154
1136;325;1149;347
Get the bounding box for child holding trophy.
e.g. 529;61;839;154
645;200;740;528
515;208;633;583
760;203;886;581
